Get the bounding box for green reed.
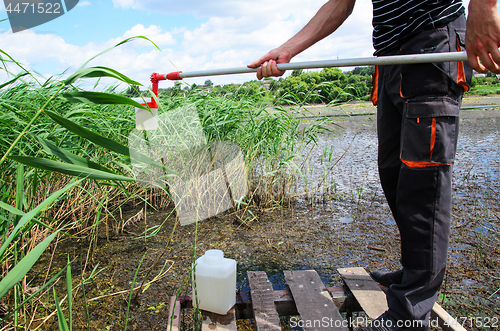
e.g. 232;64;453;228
0;37;345;329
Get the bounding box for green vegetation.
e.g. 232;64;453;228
161;66;375;105
0;38;156;330
163;67;499;103
469;74;500;95
0;38;341;329
468;83;500;95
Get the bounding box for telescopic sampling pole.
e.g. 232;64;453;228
138;51;473;129
160;50;469;81
146;50;469;101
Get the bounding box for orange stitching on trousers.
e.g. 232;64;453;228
401;159;450;168
430;117;436;159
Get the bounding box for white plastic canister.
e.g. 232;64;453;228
192;250;236;315
132;98;158;130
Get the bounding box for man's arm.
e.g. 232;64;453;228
247;0;356;80
466;0;500;73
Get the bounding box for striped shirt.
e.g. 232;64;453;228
372;0;465;54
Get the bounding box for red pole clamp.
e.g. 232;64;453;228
149;73;167;108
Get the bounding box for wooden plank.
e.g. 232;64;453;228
284;270;348;331
166;296;181;331
178;286;360;319
431;302;468;331
201;308;237;331
247;271;281;331
337;267;388;320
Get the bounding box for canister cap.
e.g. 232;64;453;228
204;249;224;263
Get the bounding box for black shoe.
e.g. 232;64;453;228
369;269;404;287
356;311;429;331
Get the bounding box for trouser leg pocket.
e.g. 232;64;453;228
400;96;460;168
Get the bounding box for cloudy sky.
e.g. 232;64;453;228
0;0;473;89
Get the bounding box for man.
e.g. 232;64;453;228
248;0;500;330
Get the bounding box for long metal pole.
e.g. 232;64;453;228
165;51;468;80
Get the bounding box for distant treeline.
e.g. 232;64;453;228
128;66;376;105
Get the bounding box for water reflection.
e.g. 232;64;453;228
294;109;500;204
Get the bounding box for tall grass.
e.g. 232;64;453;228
0;38;342;329
0;38;160;329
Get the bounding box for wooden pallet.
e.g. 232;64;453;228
166;267;467;331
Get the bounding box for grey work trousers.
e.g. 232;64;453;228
373;14;472;327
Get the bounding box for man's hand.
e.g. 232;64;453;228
247;48;293;80
466;0;500;73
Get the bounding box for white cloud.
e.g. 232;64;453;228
0;30;93;70
78;1;92;6
112;0;323;19
170;0;374;83
0;23;178;84
112;24;176;47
